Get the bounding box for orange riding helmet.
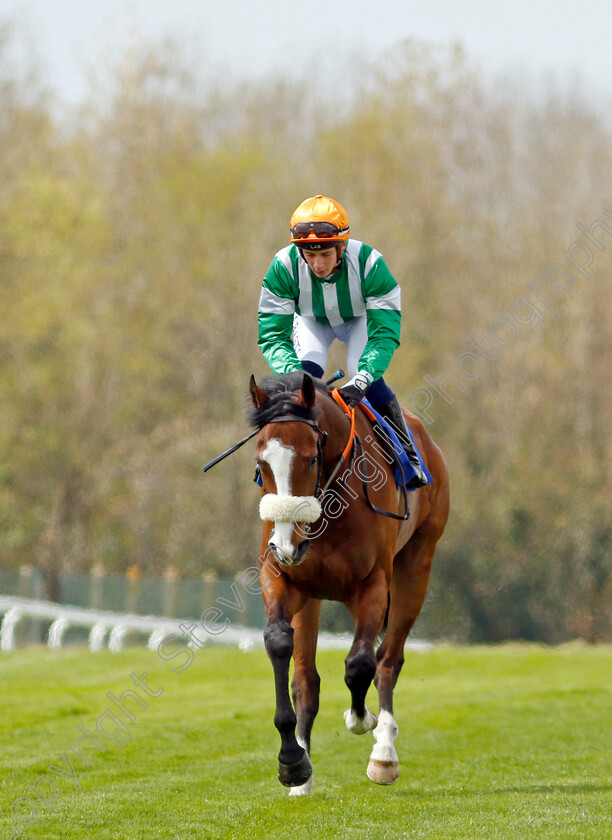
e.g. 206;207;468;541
290;195;350;250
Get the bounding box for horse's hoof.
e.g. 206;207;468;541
278;753;313;787
367;757;399;785
288;773;314;796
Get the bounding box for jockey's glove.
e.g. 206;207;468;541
339;371;373;407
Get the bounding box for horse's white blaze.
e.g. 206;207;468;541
261;438;294;495
260;438;296;556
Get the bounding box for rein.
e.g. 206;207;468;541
202;428;258;472
203;370;344;474
202;412;321;473
313;388;355;496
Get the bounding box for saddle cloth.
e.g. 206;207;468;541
360;400;433;491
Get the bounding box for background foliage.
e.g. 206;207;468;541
0;26;610;641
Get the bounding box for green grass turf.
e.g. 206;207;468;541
0;643;610;839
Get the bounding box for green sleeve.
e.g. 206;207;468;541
359;309;401;380
257;252;302;374
358;250;402;380
257;312;302;374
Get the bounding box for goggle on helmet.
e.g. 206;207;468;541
290;195;350;250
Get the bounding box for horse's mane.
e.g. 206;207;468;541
248;371;326;430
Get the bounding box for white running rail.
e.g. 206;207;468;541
0;595;184;653
0;595;430;654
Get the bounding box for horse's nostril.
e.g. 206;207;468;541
267;539;310;567
295;540;310;563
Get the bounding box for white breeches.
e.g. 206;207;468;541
292;315;368;378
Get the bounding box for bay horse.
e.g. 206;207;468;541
248;371;449;794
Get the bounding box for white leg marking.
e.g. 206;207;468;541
344;707;378;735
367;710;399;785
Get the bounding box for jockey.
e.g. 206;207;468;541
257;194;427;488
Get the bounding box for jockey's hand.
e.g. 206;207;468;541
339;372;372;407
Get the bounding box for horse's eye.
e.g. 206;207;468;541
309;455;318;468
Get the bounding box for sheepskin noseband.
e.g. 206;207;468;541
259;494;322;523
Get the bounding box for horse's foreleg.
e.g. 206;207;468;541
343;636;378;734
289;599;321;796
291;599;321;755
343;568;389;736
264;617;313;788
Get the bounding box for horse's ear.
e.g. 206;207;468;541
300;373;316;409
249;375;269;408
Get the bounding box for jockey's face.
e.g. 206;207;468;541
301;244;345;278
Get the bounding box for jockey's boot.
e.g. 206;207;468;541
378;397;429;489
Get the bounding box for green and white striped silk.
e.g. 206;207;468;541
258;240;401;380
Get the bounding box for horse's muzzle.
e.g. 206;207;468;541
260;495;320;566
270;538;310;567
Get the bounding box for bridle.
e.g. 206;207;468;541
257;412;328;501
253;393;409;521
203;389;409;521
